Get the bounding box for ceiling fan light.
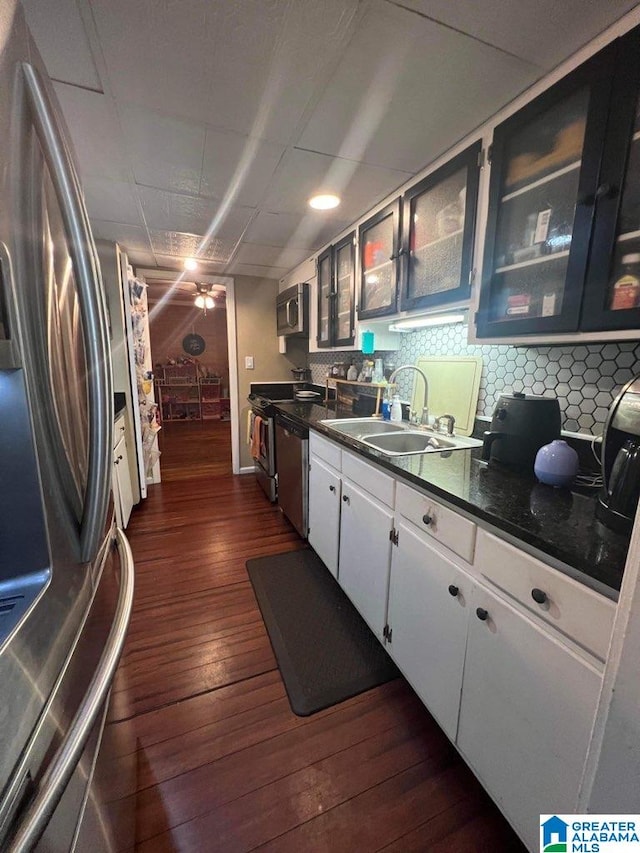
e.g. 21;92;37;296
194;294;205;308
205;295;214;309
309;193;340;210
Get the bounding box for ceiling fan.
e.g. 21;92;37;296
193;282;225;311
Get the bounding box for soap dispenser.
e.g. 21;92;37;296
390;394;402;423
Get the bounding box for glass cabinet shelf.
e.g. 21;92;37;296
617;229;640;243
414;228;463;251
495;249;570;274
500;160;581;203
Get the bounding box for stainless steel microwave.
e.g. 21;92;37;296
276;282;308;336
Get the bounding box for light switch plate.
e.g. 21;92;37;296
245;356;254;369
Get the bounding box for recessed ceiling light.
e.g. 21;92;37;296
184;258;198;271
309;193;340;210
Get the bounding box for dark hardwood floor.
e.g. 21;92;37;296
111;420;526;852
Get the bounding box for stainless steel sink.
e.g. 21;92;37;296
363;431;483;455
320;418;406;439
321;418;482;456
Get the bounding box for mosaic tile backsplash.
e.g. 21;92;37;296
307;326;640;435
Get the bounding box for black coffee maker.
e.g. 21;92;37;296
598;374;640;532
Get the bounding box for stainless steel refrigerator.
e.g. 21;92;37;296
0;3;135;850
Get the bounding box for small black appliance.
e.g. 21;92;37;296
597;374;640;532
482;391;561;470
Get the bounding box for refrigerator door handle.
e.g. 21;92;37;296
21;62;113;564
6;529;134;853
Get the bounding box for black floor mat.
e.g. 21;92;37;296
246;548;400;716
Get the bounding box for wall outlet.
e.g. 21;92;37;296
245;355;254;369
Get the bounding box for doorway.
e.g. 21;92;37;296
141;271;240;475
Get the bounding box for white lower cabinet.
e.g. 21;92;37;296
457;583;602;851
338;477;393;642
308;455;341;577
306;432;608;852
387;520;472;741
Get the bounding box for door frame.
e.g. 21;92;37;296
138;269;240;474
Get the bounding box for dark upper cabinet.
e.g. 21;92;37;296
358;199;401;319
478;28;640;338
401;141;481;313
316;231;356;348
581;27;640;331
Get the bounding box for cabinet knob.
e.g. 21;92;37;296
422;513;433;526
120;425;125;432
531;588;548;604
342;495;350;504
595;182;618;201
476;607;489;621
448;584;459;597
329;485;336;493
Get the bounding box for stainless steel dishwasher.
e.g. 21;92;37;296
275;412;309;539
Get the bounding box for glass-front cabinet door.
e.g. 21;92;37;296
316;233;355;348
401;141;481;312
477;45;616;337
581;27;640;331
316;246;332;348
358;200;401;319
333;232;355;347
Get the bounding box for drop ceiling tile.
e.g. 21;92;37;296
244;210;352;250
137;187;254;242
23;0;101;89
88;0;214;127
399;0;638;67
228;262;288;280
90;221;153;254
261;148;411;220
205;0;360;142
297;0;539;173
234;243;311;269
83;178;141;226
200;129;285;207
119;105;205;195
149;230;237;263
53;83;129;180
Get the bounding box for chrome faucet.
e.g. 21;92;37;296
388;364;429;427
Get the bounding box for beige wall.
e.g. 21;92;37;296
233;275;308;468
149;301;229;386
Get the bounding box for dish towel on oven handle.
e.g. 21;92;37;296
250;414;263;460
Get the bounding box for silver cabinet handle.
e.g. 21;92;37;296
7;529;134;853
22;63;113;564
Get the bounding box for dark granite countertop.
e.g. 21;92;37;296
274;401;630;599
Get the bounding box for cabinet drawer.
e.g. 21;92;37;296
114;413;126;449
310;431;342;471
475;529;615;661
342;450;395;507
396;482;476;563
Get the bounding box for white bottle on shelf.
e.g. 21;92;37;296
390;394;402;423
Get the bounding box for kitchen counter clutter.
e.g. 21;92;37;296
275;400;629;596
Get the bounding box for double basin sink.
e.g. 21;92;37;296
321;418;482;456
